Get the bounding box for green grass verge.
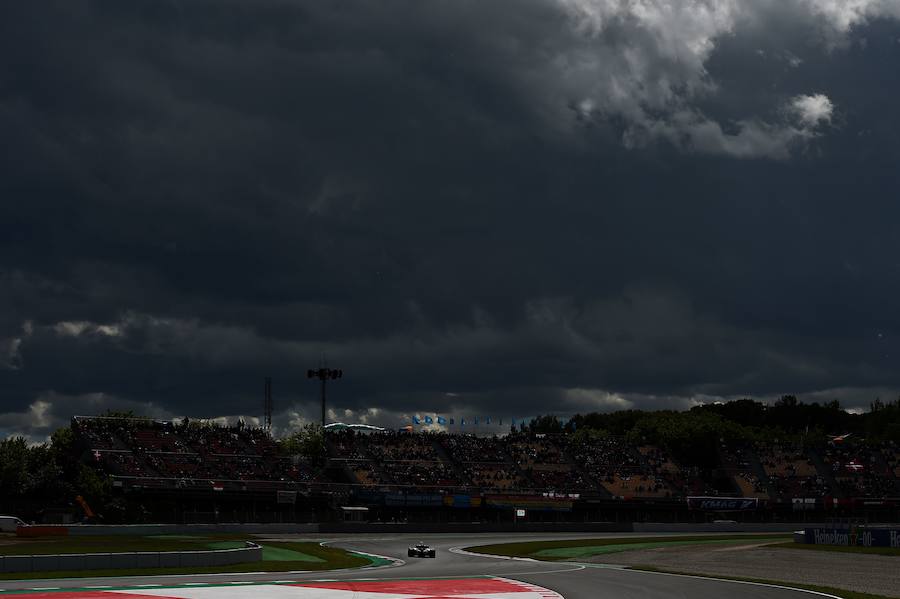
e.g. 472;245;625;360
467;534;791;561
0;541;370;580
203;540;322;561
770;542;900;557
629;565;892;599
258;543;324;562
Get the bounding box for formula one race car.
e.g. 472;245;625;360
407;542;436;558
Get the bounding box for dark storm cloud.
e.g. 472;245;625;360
2;0;900;438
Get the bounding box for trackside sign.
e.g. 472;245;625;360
804;527;900;548
686;496;759;511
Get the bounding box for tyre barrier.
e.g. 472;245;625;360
0;541;262;574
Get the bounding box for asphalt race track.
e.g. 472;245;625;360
0;534;837;599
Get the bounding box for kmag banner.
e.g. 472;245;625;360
687;496;759;511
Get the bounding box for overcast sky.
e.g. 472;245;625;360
3;0;900;439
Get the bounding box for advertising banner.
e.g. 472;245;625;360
804;527;900;548
442;494;483;508
485;494;573;512
385;493;443;507
792;498;818;511
276;490;297;504
686;496;759;511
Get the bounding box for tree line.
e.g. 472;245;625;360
529;396;900;468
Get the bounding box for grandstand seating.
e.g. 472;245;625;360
758;443;831;499
823;440;899;498
328;430;468;488
441;434;509;463
507;434;587;492
720;445;768;499
883;443;900;478
75;417;315;491
73;416;900;501
636;445;692;496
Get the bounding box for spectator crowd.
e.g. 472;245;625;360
76;417;900;500
75;417;314;491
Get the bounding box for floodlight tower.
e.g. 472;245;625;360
307;367;343;427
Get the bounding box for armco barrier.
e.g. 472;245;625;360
56;554;84;571
159;552;181;568
22;522;630;537
16;520;825;539
2;556;32;574
632;522;825;534
0;542;262;574
317;521;631;534
29;523;318;536
317;521;811;534
69;523;318;536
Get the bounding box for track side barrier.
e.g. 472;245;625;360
0;541;262;574
17;523;317;537
15;521;830;538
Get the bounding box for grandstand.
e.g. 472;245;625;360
758;442;831;501
68;416;900;524
720;445;768;499
75;416;317;494
823;439;900;498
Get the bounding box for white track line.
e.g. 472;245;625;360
449;546;539;562
459;545;844;599
450;545;589;574
501;564;587;576
318;541;404;569
611;568;844;599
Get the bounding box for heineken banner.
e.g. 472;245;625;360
686;496;759;511
804;527;900;548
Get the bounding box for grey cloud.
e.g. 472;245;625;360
9;285;897;420
0;392;175;443
2;1;900;432
0;339;23;371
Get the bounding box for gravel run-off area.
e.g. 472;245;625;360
588;542;900;598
